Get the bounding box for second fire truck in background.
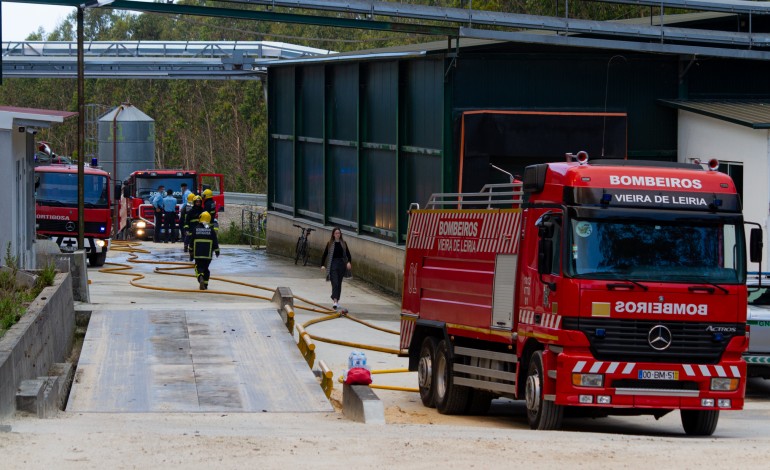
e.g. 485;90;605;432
122;170;225;240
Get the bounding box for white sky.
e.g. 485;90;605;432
2;3;74;41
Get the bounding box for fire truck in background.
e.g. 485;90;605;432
35;162;127;267
400;152;762;436
122;169;225;240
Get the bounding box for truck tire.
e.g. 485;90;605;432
88;251;107;268
525;350;564;430
418;336;438;408
681;409;719;436
434;339;469;415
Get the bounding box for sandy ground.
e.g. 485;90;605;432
3;243;770;468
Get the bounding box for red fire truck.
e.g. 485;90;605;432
35;163;127;267
400;153;762;436
122;170;225;240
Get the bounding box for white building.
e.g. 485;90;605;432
665;100;770;273
0;106;76;269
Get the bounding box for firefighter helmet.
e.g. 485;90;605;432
202;189;213;199
187;193;195;204
193;195;202;203
199;211;212;224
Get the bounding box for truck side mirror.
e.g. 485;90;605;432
115;183;122;200
750;227;763;263
123;185;130;198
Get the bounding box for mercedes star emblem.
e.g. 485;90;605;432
65;221;76;232
648;325;673;351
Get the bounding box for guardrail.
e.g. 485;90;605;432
228;192;266;206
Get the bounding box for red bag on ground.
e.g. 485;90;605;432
344;367;372;385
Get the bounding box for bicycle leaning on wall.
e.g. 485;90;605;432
293;224;315;266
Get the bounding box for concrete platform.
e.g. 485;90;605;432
67;307;333;413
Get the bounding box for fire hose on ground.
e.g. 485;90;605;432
102;240;418;393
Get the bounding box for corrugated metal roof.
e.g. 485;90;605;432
271;11;741;65
659;100;770;129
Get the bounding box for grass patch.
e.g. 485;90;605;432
0;243;56;337
217;220;266;246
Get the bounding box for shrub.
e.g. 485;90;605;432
217;220;245;245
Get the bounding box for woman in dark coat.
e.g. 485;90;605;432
320;227;352;310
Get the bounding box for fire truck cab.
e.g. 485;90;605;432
123;170;224;240
35;163;126;267
400;154;762;436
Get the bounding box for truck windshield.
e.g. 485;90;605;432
35;172;108;208
135;177;196;204
568;218;745;284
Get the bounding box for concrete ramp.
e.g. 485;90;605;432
67;308;333;413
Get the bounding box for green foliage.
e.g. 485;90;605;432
217;221;246;245
36;263;57;290
0;245;55;337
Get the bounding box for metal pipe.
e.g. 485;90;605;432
77;7;85;250
112;104;125;238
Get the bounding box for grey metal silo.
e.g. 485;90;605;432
98;104;155;182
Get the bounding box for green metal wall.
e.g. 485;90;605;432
268;45;767;247
267;57;445;244
451;52;680;159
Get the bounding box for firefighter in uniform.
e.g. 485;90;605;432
180;192;195;252
185;196;204;260
190;211;220;290
202;189;219;232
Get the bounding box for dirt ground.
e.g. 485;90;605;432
3;396;770;469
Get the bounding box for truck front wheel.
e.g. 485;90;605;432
434;339;469;414
525;350;563;430
418;336;438;408
88;251;107;267
681;409;719;436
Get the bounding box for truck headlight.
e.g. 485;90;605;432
136;221;146;229
95;239;106;248
572;373;604;387
710;378;739;391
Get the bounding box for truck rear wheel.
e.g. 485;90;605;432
418;336;438;408
525;350;563;430
434;339;469;414
88;251;107;268
681;409;719;436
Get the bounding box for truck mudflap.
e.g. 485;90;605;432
400;313;418;352
553;352;746;410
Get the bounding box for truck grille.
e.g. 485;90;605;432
611;379;698;390
561;318;744;365
37;220;106;234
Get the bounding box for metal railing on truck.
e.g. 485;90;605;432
423;182;524;209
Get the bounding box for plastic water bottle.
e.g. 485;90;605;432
348;350;368;370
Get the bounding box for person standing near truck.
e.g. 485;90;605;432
202;189;219;232
151;185;165;243
185;196;204;260
190;211;220;290
162;189;178;243
180;192;195;252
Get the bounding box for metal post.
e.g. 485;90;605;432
77;7;85;250
112;105;124;237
